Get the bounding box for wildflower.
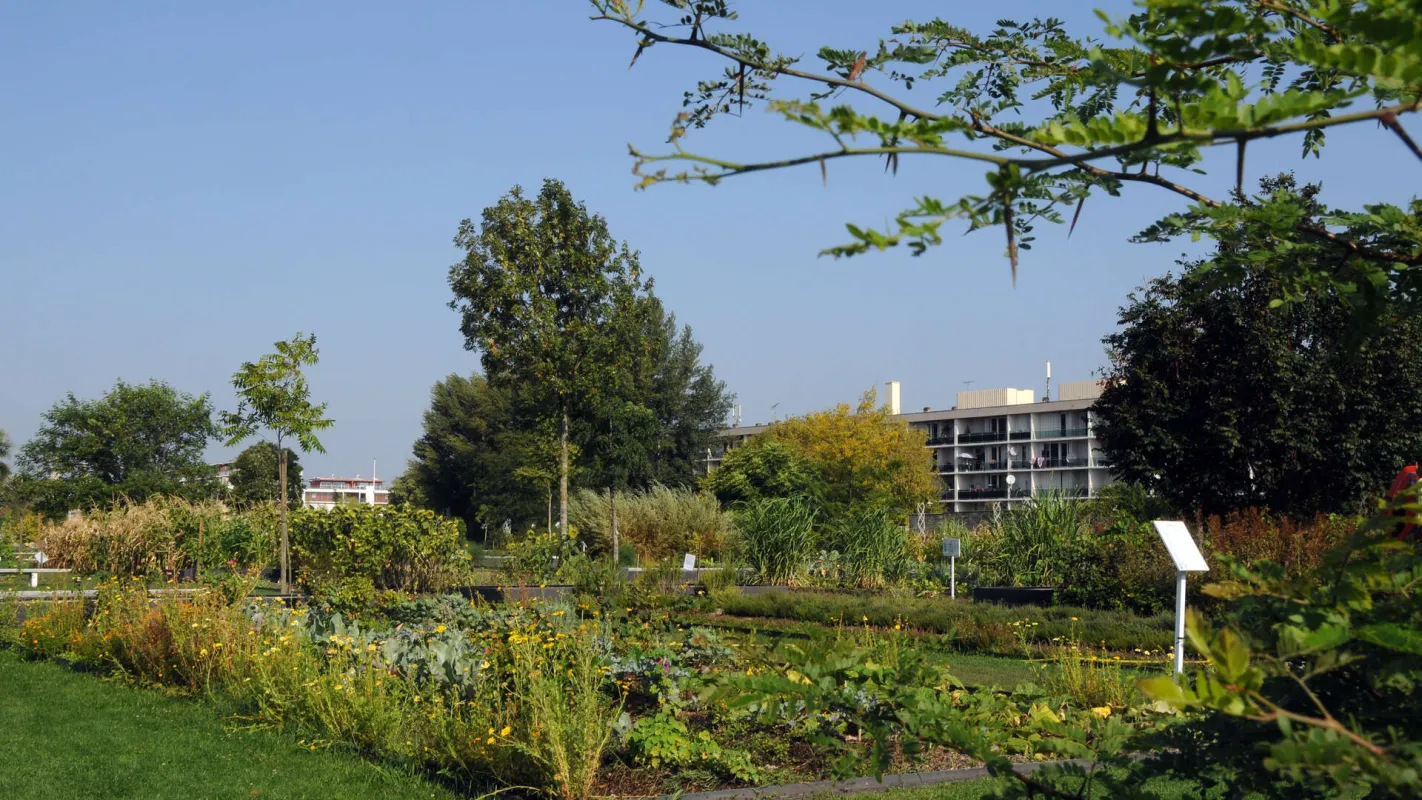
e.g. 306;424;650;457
486;737;496;745
1071;617;1079;622
500;725;511;736
1090;706;1112;719
435;625;447;633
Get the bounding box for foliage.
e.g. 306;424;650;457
505;525;581;583
967;491;1087;588
568;484;735;562
707;589;1174;656
754;389;940;518
1140;493;1422;798
703;439;821;508
1096;177;1422;516
33;495;264;577
627;711;760;782
576;296;734;492
392;373;548;538
228;441;303;509
591;0;1422;307
0;428;11;485
449;178;647;541
822;504;910;589
220;332;333;594
735;497;818;586
15;379;218;516
289;505;468;603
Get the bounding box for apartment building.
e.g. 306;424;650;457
302;476;391;510
709;379;1115;512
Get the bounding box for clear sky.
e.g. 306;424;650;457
2;1;1418;480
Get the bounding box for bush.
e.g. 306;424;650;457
35;496;236;577
290;504;468;596
709;589;1174;655
824;505;909;589
735;497;817;586
568;485;735;562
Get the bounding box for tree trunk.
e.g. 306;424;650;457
609;488;619;566
558;407;570;539
278;446;290;594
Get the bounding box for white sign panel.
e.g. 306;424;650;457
682;553;697;571
1152;521;1209;572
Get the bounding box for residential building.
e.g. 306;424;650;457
302;476;391;510
213;462;236;489
707;379;1116;512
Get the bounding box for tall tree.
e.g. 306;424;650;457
1095;178;1422;516
392;373;546;538
578;296;732;490
16;379;217;515
589;1;1422;313
449;179;645;538
228;441;303;509
220;333;333;593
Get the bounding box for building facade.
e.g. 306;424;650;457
302;476;391;510
708;379;1115;513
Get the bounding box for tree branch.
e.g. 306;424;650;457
1380;111;1422;165
1257;0;1345;43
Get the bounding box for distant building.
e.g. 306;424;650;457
213;462;236;488
707;378;1117;513
302;476;391;510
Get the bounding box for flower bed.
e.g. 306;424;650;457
0;583;1178;799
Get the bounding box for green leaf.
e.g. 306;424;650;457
1357;623;1422;655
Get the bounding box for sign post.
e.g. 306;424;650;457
942;538;961;599
1151;521;1209;676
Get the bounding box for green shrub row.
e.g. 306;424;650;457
707;589;1174;654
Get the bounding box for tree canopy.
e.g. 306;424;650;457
448;178;651;537
1094;177;1422;516
707;389;939;517
15;379;217;515
228;441;304;509
590;0;1422;313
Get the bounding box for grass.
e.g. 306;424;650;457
0;649;457;800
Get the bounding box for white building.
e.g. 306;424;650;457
302;476;391;510
709;379;1115;513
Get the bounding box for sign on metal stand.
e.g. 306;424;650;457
942;538;961;599
1151;521;1210;676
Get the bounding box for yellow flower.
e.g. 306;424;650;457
500;726;512;737
1071;617;1079;622
199;648;209;657
435;625;447;633
486;737;496;745
1090;706;1112;719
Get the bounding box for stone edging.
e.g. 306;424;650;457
664;758;1096;800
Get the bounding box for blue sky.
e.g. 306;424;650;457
2;1;1418;480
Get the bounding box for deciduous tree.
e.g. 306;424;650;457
449;179;646;539
220;333;333;593
228;441;303;509
16;380;217;515
1094;177;1422;516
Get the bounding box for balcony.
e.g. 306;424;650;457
1008;459;1033;470
926;436;954;446
1034;457;1092;469
956;487;1032;501
958;460;1008;472
958;431;1008;444
1036;427;1090;439
1009;430;1032;441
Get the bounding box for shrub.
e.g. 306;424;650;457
824;505;909;589
735;497;817;586
969;492;1085;588
35;496;231;577
290;504;468;595
568;485;735;562
505;526;579;583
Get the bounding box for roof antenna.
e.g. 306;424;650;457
1045;360;1052;402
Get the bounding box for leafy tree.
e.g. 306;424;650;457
704;439;822;507
591;1;1422;310
581;296;733;489
448;179;646;539
16;379;217;515
710;389;938;518
392;373;546;539
220;333;333;593
1094;177;1422;516
228;441;303;509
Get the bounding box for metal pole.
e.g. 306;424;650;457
950;556;956;599
1174;569;1187;676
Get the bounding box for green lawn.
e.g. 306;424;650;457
0;650;457;800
